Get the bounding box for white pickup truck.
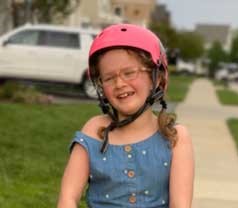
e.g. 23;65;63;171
0;24;99;98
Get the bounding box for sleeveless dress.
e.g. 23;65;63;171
70;131;172;208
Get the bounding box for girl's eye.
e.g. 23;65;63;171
123;70;137;78
103;76;114;83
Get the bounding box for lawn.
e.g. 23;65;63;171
227;118;238;151
0;103;100;208
216;88;238;106
166;74;195;102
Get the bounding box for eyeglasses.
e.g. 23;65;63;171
99;66;151;86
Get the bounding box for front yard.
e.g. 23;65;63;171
214;82;238;152
216;88;238;106
227;118;238;151
0;103;99;207
166;74;195;102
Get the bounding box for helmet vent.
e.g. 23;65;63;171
121;28;127;32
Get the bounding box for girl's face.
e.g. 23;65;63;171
98;49;153;119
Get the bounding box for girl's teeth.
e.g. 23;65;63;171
118;92;133;98
120;93;128;98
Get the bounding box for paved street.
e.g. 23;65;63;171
176;79;238;208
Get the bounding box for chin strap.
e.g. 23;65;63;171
100;88;165;153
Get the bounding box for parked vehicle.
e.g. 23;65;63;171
215;63;238;82
0;24;100;98
175;59;195;75
215;68;228;81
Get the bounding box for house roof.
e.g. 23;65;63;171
195;23;230;45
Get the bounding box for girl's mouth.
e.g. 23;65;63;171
117;91;135;99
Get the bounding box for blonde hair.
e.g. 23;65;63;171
90;47;178;147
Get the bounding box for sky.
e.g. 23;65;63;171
157;0;238;30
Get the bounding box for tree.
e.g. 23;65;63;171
207;41;228;78
32;0;80;23
149;22;204;64
177;31;204;61
230;34;238;63
11;0;80;25
149;22;178;50
149;22;181;65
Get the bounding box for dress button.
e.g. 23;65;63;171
127;170;135;178
144;190;149;195
164;162;168;167
124;145;132;152
129;195;136;203
142;150;147;155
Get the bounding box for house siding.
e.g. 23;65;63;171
0;0;12;35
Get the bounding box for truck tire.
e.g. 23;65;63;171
82;77;97;99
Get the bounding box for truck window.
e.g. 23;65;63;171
7;30;40;46
39;31;80;49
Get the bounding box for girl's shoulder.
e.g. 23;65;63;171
173;124;193;152
81;114;111;140
70;115;109;152
174;124;191;143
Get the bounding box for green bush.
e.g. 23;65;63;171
0;81;53;104
0;81;21;98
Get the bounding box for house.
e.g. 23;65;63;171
66;0;118;29
66;0;155;28
195;23;232;52
111;0;155;26
0;0;13;35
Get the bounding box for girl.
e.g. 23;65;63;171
57;24;194;208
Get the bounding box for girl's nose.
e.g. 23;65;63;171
115;75;126;88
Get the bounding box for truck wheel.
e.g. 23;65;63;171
83;78;97;99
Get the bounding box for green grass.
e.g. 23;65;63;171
166;75;195;102
216;88;238;106
227;118;238;151
0;103;100;208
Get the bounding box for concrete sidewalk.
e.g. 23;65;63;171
175;78;238;208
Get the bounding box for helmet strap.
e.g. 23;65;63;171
95;84;118;121
100;98;149;153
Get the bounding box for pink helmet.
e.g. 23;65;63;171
88;23;168;89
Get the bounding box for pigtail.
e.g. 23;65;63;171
157;107;177;147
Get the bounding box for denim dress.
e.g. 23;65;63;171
70;131;172;208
